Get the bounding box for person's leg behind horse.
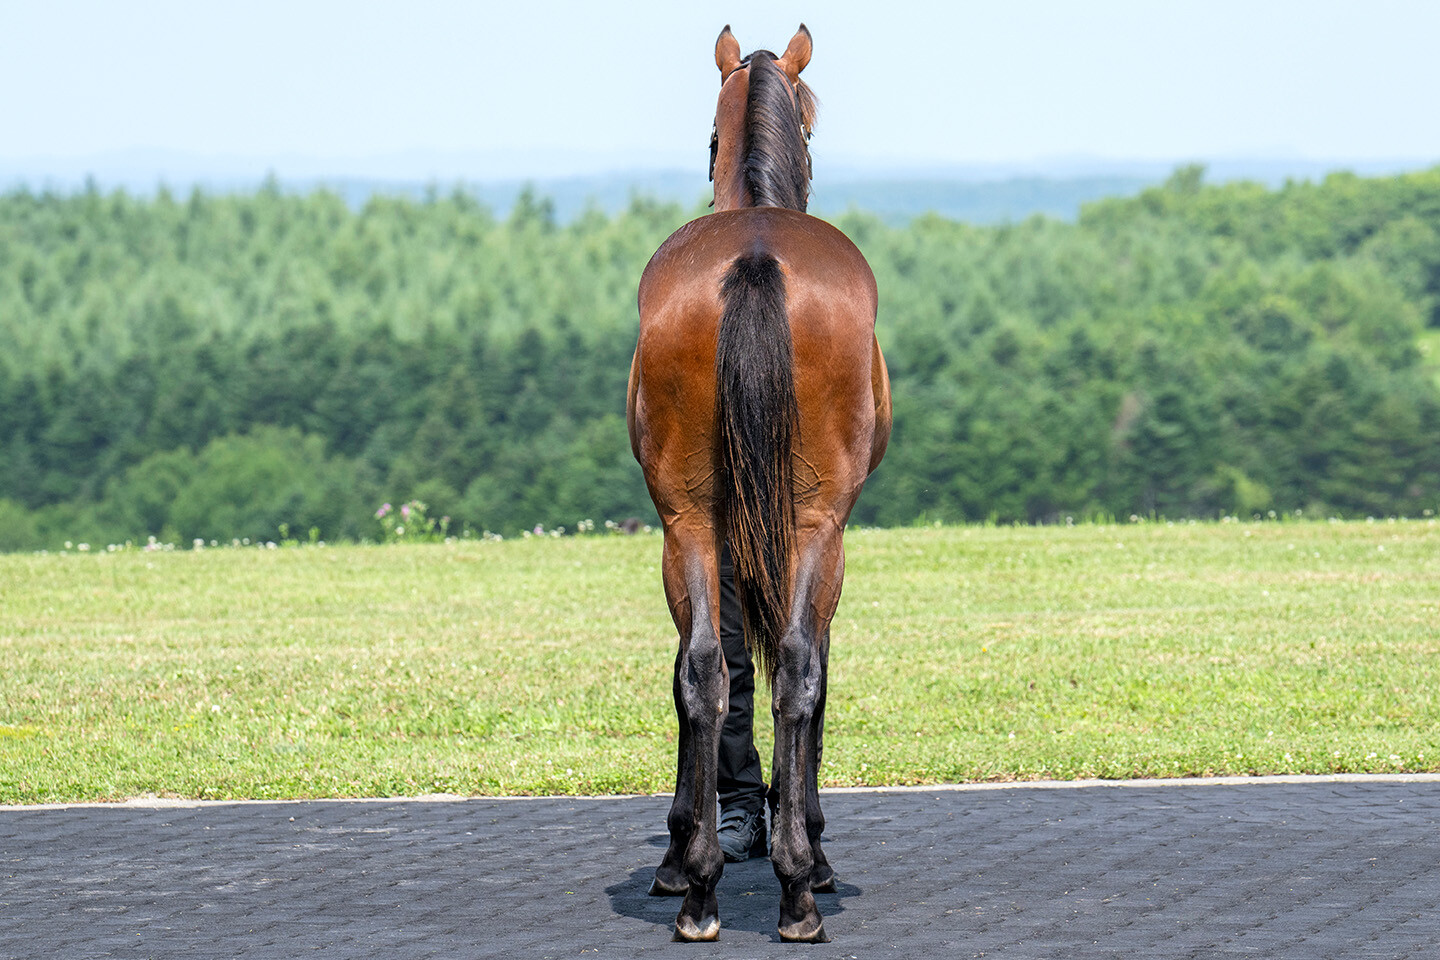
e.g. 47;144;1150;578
716;541;768;861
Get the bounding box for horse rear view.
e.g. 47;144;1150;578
626;25;891;942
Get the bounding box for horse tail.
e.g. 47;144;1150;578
716;250;797;682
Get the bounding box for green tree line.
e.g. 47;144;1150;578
1;167;1438;550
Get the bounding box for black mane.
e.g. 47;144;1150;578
741;52;811;211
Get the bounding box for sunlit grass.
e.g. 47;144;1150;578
2;519;1438;803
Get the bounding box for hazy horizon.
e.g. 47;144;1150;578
3;146;1434;193
8;152;1436;230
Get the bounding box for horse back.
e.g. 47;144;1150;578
639;208;876;338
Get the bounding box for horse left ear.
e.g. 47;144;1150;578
776;24;812;81
716;25;743;80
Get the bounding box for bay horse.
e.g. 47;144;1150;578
626;24;891;942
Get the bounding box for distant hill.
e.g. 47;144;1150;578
253;171;1156;225
3;153;1436;225
810;176;1154;224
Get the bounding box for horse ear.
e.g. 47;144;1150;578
776;24;812;81
715;25;743;80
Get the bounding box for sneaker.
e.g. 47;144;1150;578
717;804;767;862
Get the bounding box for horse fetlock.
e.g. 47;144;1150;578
684;844;724;890
768;833;814;883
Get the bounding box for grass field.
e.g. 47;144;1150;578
2;519;1438;804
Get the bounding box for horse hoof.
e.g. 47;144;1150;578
810;863;836;893
673;914;720;941
649;870;689;897
778;919;829;943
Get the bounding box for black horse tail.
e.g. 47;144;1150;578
716;250;797;682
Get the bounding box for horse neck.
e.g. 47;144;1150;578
711;59;809;213
711;128;809;214
711;101;753;212
712;177;752;213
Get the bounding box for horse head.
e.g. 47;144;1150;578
709;25;817;213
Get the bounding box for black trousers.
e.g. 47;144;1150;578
717;543;768;814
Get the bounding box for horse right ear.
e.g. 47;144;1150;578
776;24;812;80
715;25;743;80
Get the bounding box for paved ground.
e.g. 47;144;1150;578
3;776;1439;959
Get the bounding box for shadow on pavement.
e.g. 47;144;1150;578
606;850;861;942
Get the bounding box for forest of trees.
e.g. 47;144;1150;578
1;166;1438;551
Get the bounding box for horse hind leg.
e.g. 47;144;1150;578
673;605;726;940
804;626;835;893
774;626;834;895
770;620;828;942
649;646;693;897
769;537;841;943
653;527;728;941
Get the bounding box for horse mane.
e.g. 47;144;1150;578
742;52;815;211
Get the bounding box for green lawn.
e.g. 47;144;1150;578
2;519;1438;804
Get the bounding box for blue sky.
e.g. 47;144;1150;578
4;1;1440;181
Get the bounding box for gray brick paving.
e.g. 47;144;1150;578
2;780;1438;958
